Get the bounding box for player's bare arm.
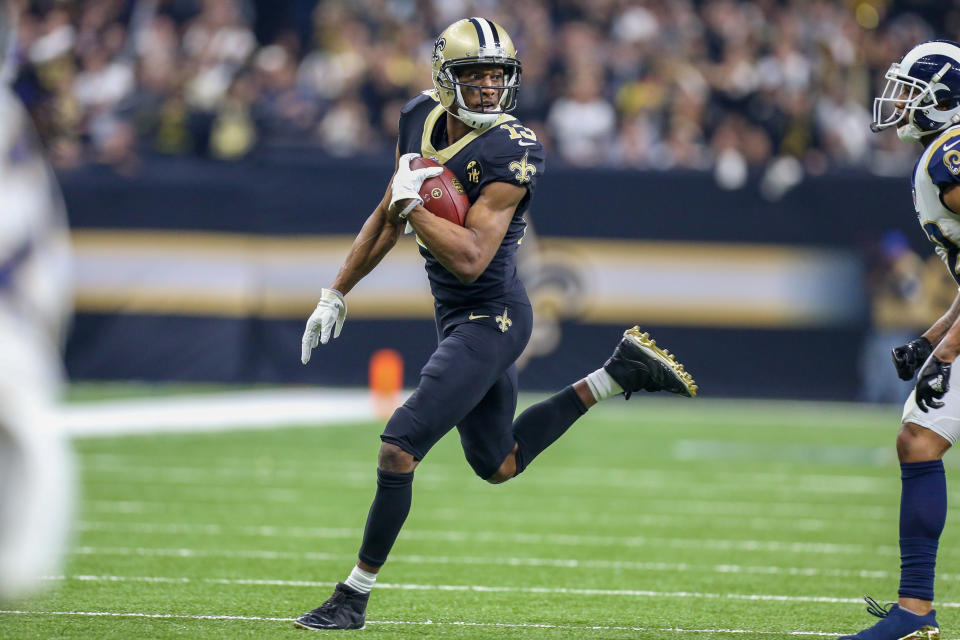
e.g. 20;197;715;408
929;300;960;363
330;184;402;296
404;181;526;283
942;182;960;216
330;150;405;296
919;321;960;414
920;293;960;350
301;153;405;363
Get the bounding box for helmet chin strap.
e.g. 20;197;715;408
452;84;499;130
897;123;925;142
454;108;499;130
899;108;960;143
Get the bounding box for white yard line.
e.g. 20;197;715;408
76;499;858;533
29;574;960;610
75;520;904;557
54;391;907;442
0;609;849;636
72;544;944;581
59;389;376;436
82;495;913;523
79;461;899;497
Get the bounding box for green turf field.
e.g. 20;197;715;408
2;391;958;639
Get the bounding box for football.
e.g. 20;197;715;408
410;156;470;226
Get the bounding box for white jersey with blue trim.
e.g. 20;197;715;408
914;124;960;286
0;84;74;603
0;86;72;338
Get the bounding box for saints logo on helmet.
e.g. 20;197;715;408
431;17;521;131
873;39;960;142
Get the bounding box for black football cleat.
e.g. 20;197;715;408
294;582;369;631
604;326;698;399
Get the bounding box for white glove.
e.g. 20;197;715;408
390;153;444;219
301;288;346;364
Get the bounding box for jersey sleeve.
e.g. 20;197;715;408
479;121;546;196
927;131;960;189
397;93;434;155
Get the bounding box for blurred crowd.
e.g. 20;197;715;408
7;0;959;177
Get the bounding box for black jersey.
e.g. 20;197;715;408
397;91;546;307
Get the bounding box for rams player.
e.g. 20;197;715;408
841;40;960;640
295;18;697;630
0;0;74;602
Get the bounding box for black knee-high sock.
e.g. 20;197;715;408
899;459;946;601
512;386;588;475
357;469;414;567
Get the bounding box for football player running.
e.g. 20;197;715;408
294;17;697;631
0;0;74;602
841;40;960;640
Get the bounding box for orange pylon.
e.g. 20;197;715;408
369;349;403;419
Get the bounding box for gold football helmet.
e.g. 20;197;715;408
431;17;521;130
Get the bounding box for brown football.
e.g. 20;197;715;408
410;156;470;226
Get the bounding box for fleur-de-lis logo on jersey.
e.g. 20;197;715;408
509;151;536;184
496;308;512;333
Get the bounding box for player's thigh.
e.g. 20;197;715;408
901;386;960;447
382;318;526;459
456;365;519;478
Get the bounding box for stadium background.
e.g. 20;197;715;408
11;2;960;638
11;0;960;399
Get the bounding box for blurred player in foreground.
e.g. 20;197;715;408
0;0;74;603
841;39;960;640
295;17;697;630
